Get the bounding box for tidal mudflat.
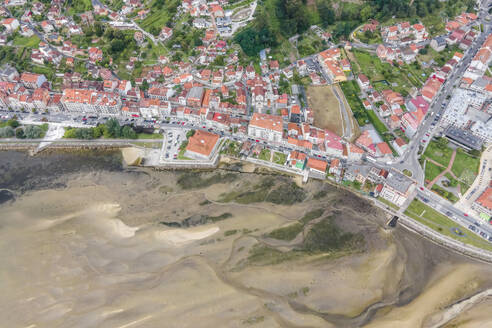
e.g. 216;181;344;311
1;150;492;328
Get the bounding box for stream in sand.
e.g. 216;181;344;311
1;150;492;328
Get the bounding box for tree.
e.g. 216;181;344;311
141;79;149;91
121;125;137;139
64;127;77;138
24;125;43;139
360;5;373;22
186;129;195;139
15;128;25;139
110;39;125;53
318;0;335;27
104;118;121;138
0;126;14;138
7;119;19;128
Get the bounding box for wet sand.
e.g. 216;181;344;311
1;150;492;327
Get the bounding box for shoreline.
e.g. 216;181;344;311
2;144;492;265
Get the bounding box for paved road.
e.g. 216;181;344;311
416;187;492;240
387;8;492;184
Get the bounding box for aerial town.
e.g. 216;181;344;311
0;0;492;257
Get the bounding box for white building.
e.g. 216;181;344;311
248;112;283;143
380;171;415;206
61;89;121;115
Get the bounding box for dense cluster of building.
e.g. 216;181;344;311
439;33;492;148
381;21;429;45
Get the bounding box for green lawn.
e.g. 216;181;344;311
423;140;453;167
352;49;417;95
405;200;492;252
130;141;162;148
425;160;445;183
451;149;480;183
367;110;388;134
137;132;162;139
13;35;41;48
272;152;287;165
378;197;400;210
259;149;271;161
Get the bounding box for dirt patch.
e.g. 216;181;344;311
307;85;344;136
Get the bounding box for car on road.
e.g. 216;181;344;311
420;187;424;191
469;224;476;231
474;221;480;226
480;231;488;239
464;213;469;217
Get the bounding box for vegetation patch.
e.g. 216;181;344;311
248;215;363;265
300;208;325;224
378;197;400;210
265;182;307;205
267;222;303;241
224;229;238;237
177;172;237;189
258;148;271;161
423;138;453;167
267;208;325;241
302;216;364;253
424;160;445;183
340;80;368;126
161;212;233;228
431;184;459;203
451;148;479;182
219;178;306;205
272;152;287;165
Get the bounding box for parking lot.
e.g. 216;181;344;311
160;128;187;162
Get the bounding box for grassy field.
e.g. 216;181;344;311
259;149;271;161
13;35;41;48
425;160;445;183
378;197;399;210
451;149;480;184
405;200;492;251
423;140;453;167
352;50;417;95
306;85;344;136
272;152;287;165
137;133;162;139
139;10;171;31
130;141;162;148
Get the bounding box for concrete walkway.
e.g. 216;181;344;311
427;149;457;189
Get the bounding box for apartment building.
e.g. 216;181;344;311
248;112;283;143
61;88;121;114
